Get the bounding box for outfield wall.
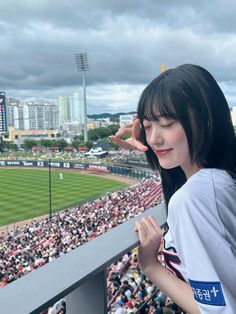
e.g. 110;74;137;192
0;159;154;179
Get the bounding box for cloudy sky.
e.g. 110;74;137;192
1;0;236;114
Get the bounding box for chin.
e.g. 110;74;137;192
159;162;179;169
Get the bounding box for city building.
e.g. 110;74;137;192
89;117;111;128
6;101;25;130
56;92;85;138
56;96;70;127
57;92;83;126
24;103;59;130
6;101;59;131
69;92;83;123
119;114;135;127
3;127;58;145
61;121;84;142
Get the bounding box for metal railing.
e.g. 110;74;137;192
0;203;166;314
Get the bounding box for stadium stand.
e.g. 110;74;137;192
0;178;162;286
0;175;183;313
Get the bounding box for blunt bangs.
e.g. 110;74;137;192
137;75;178;123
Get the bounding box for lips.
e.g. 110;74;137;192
154;148;173;156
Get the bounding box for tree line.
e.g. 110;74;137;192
2;124;120;151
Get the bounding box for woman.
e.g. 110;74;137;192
110;64;236;314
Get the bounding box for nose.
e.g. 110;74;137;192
148;126;163;147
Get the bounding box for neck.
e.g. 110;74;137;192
184;164;202;179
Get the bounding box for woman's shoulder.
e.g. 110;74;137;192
169;168;235;212
175;168;233;195
187;168;234;185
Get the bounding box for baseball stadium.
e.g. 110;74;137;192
0;152;166;314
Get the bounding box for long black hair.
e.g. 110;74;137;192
137;64;236;206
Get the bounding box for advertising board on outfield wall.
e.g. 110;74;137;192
0;160;153;179
122;158;149;168
0;160;87;169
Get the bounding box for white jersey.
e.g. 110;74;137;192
163;168;236;314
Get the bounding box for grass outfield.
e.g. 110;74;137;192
0;168;128;226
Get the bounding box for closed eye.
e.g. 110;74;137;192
160;122;176;128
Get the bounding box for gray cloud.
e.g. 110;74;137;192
0;0;236;112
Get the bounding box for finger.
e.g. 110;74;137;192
135;221;148;243
109;136;133;150
139;217;157;235
133;139;148;152
145;216;162;233
109;135;132;149
138;217;162;246
132;119;140;141
132;120;148;152
136;218;156;238
134;219;149;232
114;125;133;137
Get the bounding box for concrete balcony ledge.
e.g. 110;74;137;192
0;203;166;314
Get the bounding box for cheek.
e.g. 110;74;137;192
145;131;151;145
175;132;187;145
174;131;190;155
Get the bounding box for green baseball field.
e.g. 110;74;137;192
0;168;128;226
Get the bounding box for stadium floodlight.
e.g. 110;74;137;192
75;53;89;143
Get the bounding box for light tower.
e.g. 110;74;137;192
75;53;89;142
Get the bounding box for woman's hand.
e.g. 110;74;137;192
109;118;148;152
135;216;162;273
135;218;201;314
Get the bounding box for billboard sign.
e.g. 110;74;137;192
0;92;7;133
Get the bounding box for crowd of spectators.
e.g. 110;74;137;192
107;150;146;163
0;177;163;287
107;249;184;314
0;149;146;164
0;174;185;313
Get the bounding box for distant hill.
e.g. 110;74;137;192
88;112;136;120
